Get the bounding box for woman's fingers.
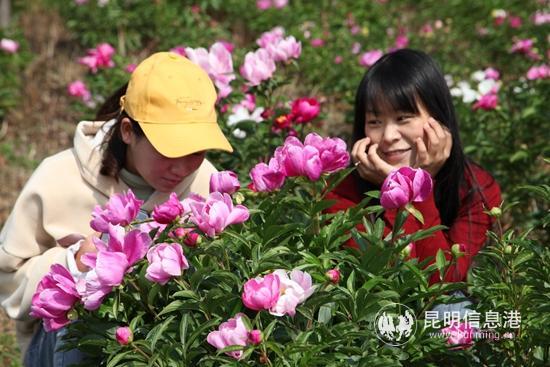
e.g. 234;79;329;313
352;137;370;165
367;143;393;176
415;137;429;166
424;120;440;150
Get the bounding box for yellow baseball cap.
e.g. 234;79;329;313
120;52;233;158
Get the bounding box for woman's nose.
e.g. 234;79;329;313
382;123;401;143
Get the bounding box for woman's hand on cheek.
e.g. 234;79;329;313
415;117;452;177
352;137;394;185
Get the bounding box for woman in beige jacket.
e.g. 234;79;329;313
0;52;233;366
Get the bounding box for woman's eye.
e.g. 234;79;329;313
397;115;413;122
367;120;381;126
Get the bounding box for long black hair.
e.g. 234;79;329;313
95;82;145;178
352;49;466;227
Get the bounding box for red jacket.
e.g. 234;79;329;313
325;164;501;283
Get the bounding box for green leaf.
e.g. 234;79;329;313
435;249;447;281
405;204;424;225
146;315;176;351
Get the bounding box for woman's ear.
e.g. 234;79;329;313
120;117;134;144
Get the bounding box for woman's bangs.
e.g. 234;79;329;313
364;72;419;115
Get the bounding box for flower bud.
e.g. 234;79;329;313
115;326;133;345
489;207;502;218
234;192;245;205
67;308;79;321
504;245;512;254
451;243;462;256
248;329;263;345
325;269;341;284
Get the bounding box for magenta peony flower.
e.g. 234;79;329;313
30;264;81;332
90;189;143;232
152;193;184;224
67;80;91;102
115;326;133;345
325;268;341;284
256;0;271;10
473;93;498;110
359;49;383;67
380;167;433;209
310;38;325;48
304;133;350;173
484;67;500;80
0;38;19;53
249;158;286;192
170;46;187;57
184;192;249;237
210;171;241;195
146;243;189;285
125;63;137;73
274;137;322;181
290;97;320;124
394;34;409;49
441;322;474;347
256;27;285;48
242;273;281;311
240;48;276;86
269;269;314;317
207;313;250;360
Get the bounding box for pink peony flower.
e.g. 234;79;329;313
310;38;325;48
256;0;272;10
240;48;276;86
526;64;550;80
510;38;533;54
242;273;281;311
274;137;322;181
273;0;288;8
248;330;262;345
184;192;249;237
289;97;320;124
484;67;500;80
30;264;81;332
67;80;91;102
0;38;19;53
334;55;343;64
170;46;187;57
207;313;249;360
394;34;409;49
256;27;285;48
380;167;433;209
125;63;137;73
304;133;350;174
441;322;474;347
351;42;361;54
249;158;286;192
185;42;236;98
473;93;498;110
508;15;522;28
210;171;241;195
265;36;301;63
532;10;550;25
79;269;113;310
146;243;189;285
269;269;314;317
90;189;144;232
152;193;184;224
359;49;383;67
78;42;115;73
325;268;341;284
115;326;133;345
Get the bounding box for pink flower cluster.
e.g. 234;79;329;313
240;27;301;86
30;264;81;331
491;9;521;28
67;80;91;102
207;313;261;359
185;42;236;98
526;64;549;80
380;167;433;209
0;38;19;53
532;10;550;25
250;133;349;192
79;43;116;73
242;269;314;317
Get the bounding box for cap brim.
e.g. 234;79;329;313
138;121;233;158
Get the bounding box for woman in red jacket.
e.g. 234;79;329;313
326;49;501;284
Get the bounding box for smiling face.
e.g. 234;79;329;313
364;101;430;168
121;118;206;192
